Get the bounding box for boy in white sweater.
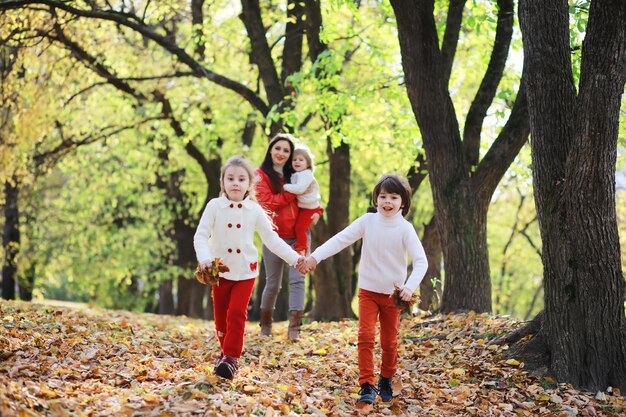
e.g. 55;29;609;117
283;147;324;254
297;174;428;405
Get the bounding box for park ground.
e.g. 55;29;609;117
0;300;624;416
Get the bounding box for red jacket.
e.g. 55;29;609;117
255;168;299;239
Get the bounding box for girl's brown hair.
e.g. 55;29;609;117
220;155;257;201
372;174;412;216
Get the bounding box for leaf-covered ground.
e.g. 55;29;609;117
1;300;624;416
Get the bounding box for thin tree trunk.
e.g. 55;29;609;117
418;217;442;311
158;279;175;315
2;177;19;300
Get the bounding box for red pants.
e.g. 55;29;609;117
358;288;401;385
294;206;324;253
212;277;256;358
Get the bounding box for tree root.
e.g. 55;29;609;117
498;311;551;378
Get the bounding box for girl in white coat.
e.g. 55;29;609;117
194;156;302;380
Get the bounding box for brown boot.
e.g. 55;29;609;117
288;310;304;341
259;309;273;336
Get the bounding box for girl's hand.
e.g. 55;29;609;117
195;258;229;286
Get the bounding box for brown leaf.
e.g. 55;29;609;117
195;258;230;286
390;283;419;313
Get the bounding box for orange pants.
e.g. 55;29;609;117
358;288;401;386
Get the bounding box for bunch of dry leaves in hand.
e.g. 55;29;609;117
391;284;420;314
195;258;230;286
1;300;624;416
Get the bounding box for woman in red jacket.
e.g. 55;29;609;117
256;133;308;341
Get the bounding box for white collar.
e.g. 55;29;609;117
217;195;255;209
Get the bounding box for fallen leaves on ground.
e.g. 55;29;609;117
1;300;624;416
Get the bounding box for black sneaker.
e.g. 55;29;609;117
378;375;393;402
357;383;378;404
215;355;238;380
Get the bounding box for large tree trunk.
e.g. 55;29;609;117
2;178;20;300
390;0;528;313
390;1;491;312
517;0;626;391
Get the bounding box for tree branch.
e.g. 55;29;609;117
0;0;269;114
471;76;529;206
441;0;466;86
32;116;162;172
463;0;514;169
239;0;283;107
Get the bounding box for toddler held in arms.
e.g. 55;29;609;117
282;147;324;255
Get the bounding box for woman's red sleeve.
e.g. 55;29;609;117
255;171;297;210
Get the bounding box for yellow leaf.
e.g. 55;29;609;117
143;394;159;403
243;385;260;393
313;348;328;356
40;387;58;398
449;378;461;387
505;359;521;366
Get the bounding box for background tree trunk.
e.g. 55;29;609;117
2;177;20;300
419;217;442;311
517;0;626;391
309;141;355;320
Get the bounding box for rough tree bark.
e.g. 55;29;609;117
514;0;626;391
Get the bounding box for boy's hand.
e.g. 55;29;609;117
399;287;413;302
391;284;419;313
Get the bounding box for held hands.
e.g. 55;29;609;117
296;256;318;274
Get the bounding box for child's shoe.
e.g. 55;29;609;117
377;375;393;402
357;383;378;404
215;355;238;380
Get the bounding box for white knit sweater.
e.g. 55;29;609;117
311;211;428;294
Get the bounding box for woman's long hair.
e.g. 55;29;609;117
259;133;296;192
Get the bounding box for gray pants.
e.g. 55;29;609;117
260;238;305;311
